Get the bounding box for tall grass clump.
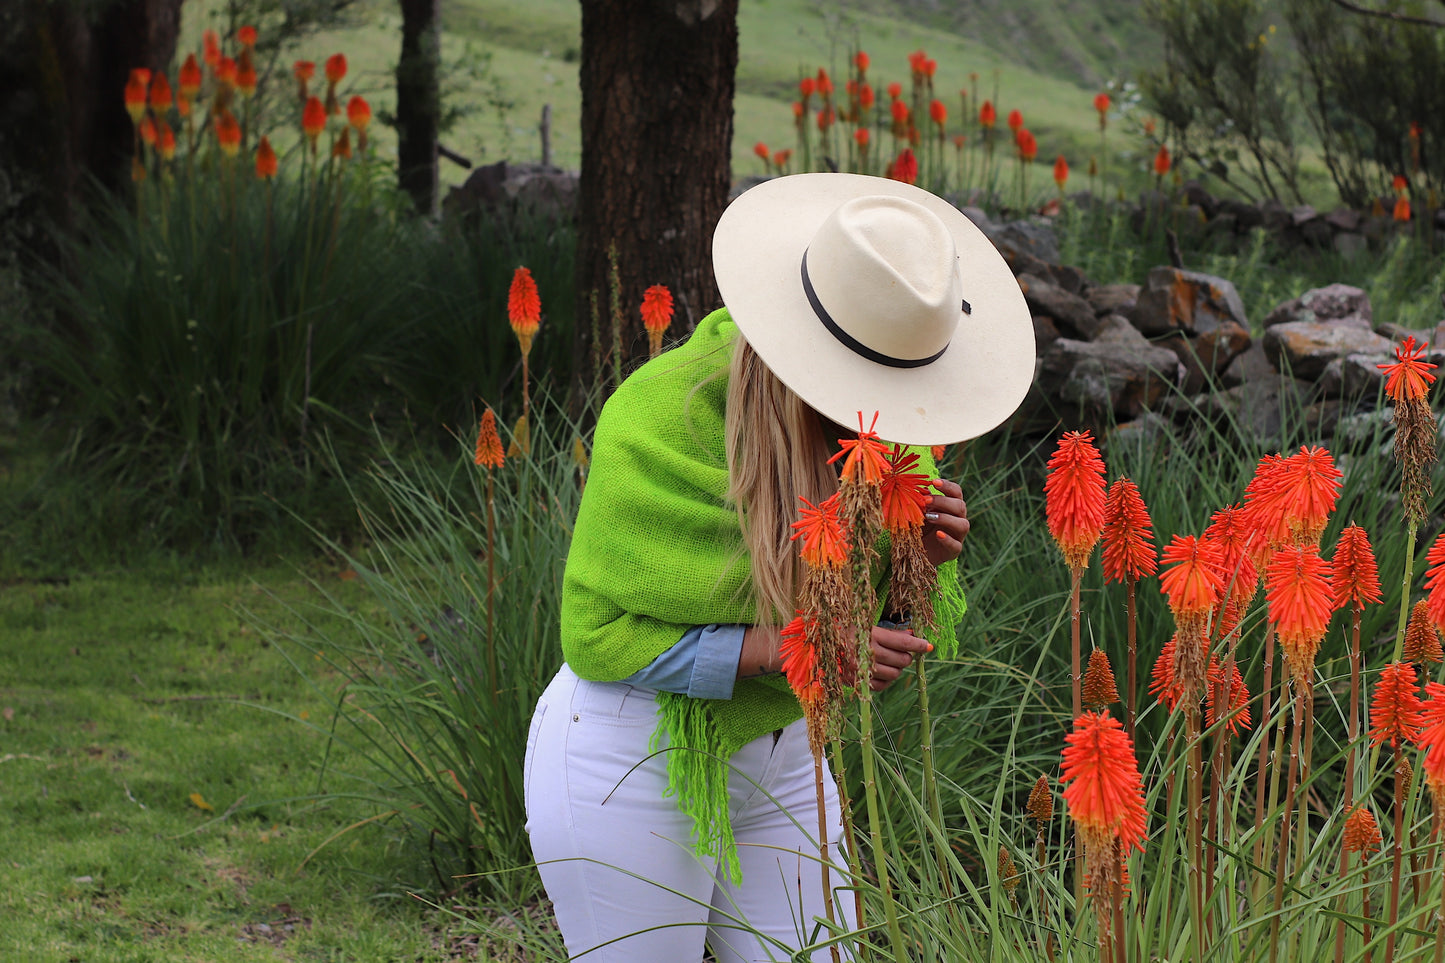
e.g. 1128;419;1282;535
251;398;582;899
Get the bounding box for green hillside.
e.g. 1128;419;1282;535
184;0;1154;186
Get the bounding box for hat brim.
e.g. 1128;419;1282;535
713;172;1035;446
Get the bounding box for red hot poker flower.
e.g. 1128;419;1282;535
202;30;221;67
879;445;932;534
474;409;504;469
640;285;674;351
1061;711;1148;856
1278;446;1342;546
1045;430;1107;572
854;51;870;74
1149;637;1185;711
886;148;918;185
214;109;241;156
179;55;202;98
1378;335;1437;403
829;412;891;489
1331;524;1383;611
347;95;372;132
1007;108;1023;132
1082;649;1120;708
1404;599;1444;665
1394;196;1411;222
125;69;149;125
1102;477;1157;584
779;614;823;705
1425;536;1445;633
790;493;850;570
237;25;257;48
1265;544;1335;685
507;266;542;355
1206;657;1251;735
929;99;947;128
1053;155;1069;190
1204;504;1260;636
1093;92;1111;118
254;136;278;180
1343;806;1382;856
149;73;173;113
1016;128;1038;162
1159;534;1225;618
301;96;326;149
325;53;347;84
1416;682;1445;780
1369;661;1424;748
979;99;996;129
1153;145;1171;177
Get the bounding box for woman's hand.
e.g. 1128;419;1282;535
869;625;932;691
923;478;969;566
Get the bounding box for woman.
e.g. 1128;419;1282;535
523;173;1035;962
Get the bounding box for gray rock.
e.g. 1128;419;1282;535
1040;337;1182;419
1033;314;1061;353
1130;266;1249;338
1299;219;1332;249
1165;320;1253;393
1221;340;1277;389
443;160;579;224
1262;283;1372;329
960;206;992;232
993;219;1061;266
1219;198;1263;230
1334;232;1368;261
1291;205;1318;227
1107;412;1174;452
1087;283;1140;318
1261;199;1291;232
1262;320;1396;380
1325;208;1363;232
1048;263;1089;296
1183;181;1217;217
1018;273;1098;339
1092;314;1149;346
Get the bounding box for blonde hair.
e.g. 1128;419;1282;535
725;336;838;625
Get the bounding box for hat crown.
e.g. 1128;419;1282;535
805;195;962;364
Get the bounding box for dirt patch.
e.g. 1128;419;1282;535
237;903;311;950
426;899;559;961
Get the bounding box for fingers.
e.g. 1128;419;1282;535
924;478;969;565
869;626;933;691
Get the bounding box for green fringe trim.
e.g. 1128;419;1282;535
922;558;967;659
652;691;742;885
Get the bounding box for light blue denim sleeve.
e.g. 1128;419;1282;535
621;623;746;699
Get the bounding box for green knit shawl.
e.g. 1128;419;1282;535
560;307;966;881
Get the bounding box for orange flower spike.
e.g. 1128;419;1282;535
507;266;542;356
887;80;903;101
929;99;947;128
1149;637;1184;711
332;127;352;159
886;148;918;185
1206;657;1251;735
214;109;241;156
1378;335;1437;403
124;69;149;125
1016;129;1038;162
1060;711;1149;855
216;56;237;89
1153;145;1171;177
859;84;875;111
237;25;257;48
474;409;504;469
1331;524;1383;611
1279;446;1342;545
879;445;932;535
780;614;823;704
1405;599;1444;665
156;121;176;161
1093;91;1111;127
1082;649;1120;708
829;412;891;488
1343;806;1383;856
1053;155;1069;191
854;128;870;150
1204;503;1261;624
179;54;202;98
1044;430;1107;572
854;50;870;75
1240;453;1293;558
202;29;221;68
790;493;851;570
1369;661;1424;748
235;54;257;99
1027;775;1053;824
1417;682;1445;778
772;149;792;171
294;60;316;100
815;67;833;96
640;284;674;342
799;76;816;102
254;136;278;180
1158;534;1226;618
890;99;910;127
1265;544;1336;682
138;115;157;147
979;99;996;129
325;53;348;85
1102;477;1157;584
1007;108;1023;132
149;73;173;114
753;141;769;163
1425;536;1445;633
301;96;326;151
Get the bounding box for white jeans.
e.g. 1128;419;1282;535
524;665;856;962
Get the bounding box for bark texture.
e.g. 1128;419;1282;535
576;0;739;380
396;0;441;216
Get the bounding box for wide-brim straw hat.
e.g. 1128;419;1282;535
713;172;1035;446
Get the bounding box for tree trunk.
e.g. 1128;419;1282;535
575;0;738;387
396;0;441;217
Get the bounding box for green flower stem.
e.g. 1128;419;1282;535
1395;522;1419;663
859;687;907;963
830;735;865;938
915;657;956;912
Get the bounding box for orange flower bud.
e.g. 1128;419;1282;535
979;99;995;129
255;135;278;180
156;120;176;161
325;53;347;84
179;55;202;98
237;25;256;48
214;109;241;157
302;96;326;150
1007;108;1023;132
124;69;149;125
149;73;173;114
346;95;371;131
1053;154;1070;190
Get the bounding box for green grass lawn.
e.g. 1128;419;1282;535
0;561;538;961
